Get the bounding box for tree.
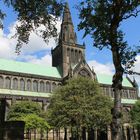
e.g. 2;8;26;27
47;77;113;140
0;0;64;53
130;100;140;127
130;100;140;139
78;1;140;139
7;101;49;131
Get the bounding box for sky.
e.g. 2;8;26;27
0;0;140;88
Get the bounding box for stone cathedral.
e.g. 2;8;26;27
0;1;139;135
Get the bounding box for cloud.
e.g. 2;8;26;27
88;60;114;75
0;29;16;59
129;55;140;88
1;19;140;90
28;54;52;66
0;19;61;66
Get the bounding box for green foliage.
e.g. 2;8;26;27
7;101;49;130
78;1;140;138
130;100;140;127
47;77;113;130
23;114;50;130
78;0;140;72
0;0;64;53
7;101;42;120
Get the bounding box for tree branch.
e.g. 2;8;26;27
122;9;140;20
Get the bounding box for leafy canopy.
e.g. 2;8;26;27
130;100;140;127
7;101;49;130
47;77;113;130
0;0;64;53
78;0;140;73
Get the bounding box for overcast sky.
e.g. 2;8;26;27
0;0;140;88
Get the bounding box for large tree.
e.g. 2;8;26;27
47;77;113;140
78;0;140;140
0;0;64;53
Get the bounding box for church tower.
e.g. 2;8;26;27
51;2;85;77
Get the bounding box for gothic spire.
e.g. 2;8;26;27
59;2;77;44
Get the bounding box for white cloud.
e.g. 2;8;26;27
1;19;140;91
0;19;61;65
88;60;114;75
129;55;140;89
0;29;16;59
28;54;52;66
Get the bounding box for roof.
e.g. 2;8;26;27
96;73;133;87
0;58;61;78
0;59;134;87
121;99;137;104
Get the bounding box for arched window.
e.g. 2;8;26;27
27;79;31;91
78;69;90;77
67;48;70;57
63;33;65;41
13;78;18;90
0;76;4;88
33;80;38;92
20;79;25;91
5;77;11;89
46;82;51;93
75;50;78;62
58;83;61;86
71;49;74;62
52;82;57;92
40;81;45;92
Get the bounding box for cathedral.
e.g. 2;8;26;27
0;2;139;140
0;1;138;123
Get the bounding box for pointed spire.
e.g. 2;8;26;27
63;1;73;25
59;1;77;44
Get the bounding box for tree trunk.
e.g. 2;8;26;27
82;127;86;140
112;88;122;140
64;127;67;140
88;128;94;140
0;99;6;125
111;45;124;140
107;44;123;140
